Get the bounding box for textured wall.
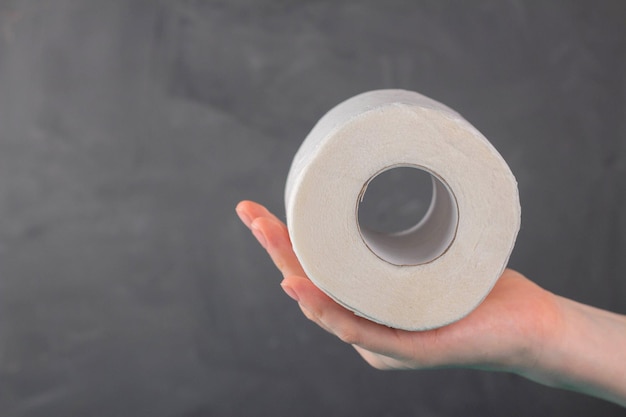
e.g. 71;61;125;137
0;1;625;416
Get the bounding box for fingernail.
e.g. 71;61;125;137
251;223;267;248
235;207;252;228
281;282;300;302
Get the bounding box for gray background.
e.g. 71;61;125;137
1;1;625;416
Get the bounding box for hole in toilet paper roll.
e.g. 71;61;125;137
357;165;459;266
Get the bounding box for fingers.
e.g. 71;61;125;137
252;217;307;278
236;200;439;369
282;275;456;369
235;200;305;278
235;200;288;236
280;275;408;356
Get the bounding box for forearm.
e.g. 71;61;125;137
237;204;626;406
522;295;626;407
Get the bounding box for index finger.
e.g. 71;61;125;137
251;216;307;279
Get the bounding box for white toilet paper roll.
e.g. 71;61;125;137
285;89;520;330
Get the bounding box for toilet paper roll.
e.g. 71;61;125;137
285;89;520;330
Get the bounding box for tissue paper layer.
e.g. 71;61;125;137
285;90;520;330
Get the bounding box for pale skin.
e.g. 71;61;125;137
236;200;626;407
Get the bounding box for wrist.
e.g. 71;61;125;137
519;294;626;406
516;294;573;386
505;289;565;378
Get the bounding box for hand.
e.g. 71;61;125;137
235;200;561;374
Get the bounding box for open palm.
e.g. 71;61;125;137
236;200;562;374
